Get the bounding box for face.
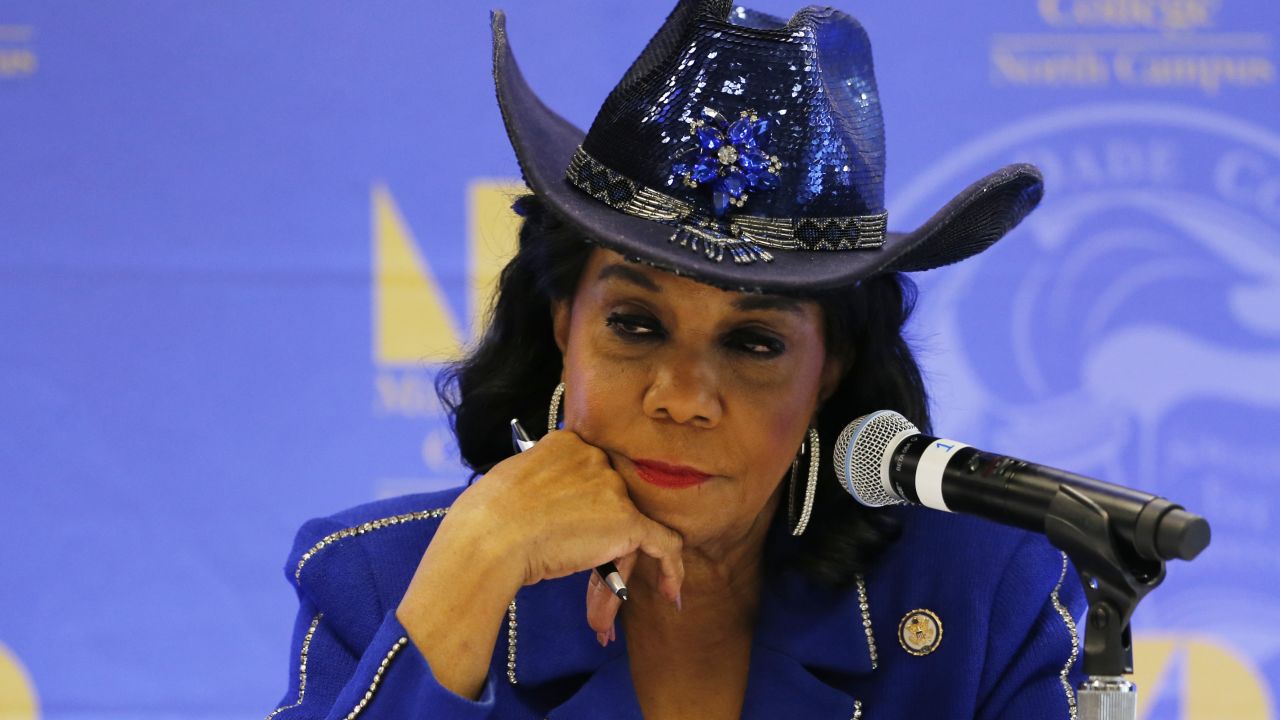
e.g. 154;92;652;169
552;247;845;550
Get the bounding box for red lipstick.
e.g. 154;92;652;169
632;459;713;489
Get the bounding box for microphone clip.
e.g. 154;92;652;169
1045;485;1167;720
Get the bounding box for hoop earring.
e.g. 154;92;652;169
788;426;820;536
548;382;566;435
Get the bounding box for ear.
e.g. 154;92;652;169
817;350;851;405
551;298;572;356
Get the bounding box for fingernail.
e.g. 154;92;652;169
590;573;602;589
675;591;683;613
597;631;607;647
608;624;616;643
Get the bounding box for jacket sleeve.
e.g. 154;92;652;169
262;518;498;720
975;538;1087;720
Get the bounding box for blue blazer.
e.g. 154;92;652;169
264;485;1085;719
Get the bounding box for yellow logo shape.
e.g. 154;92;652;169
372;184;463;364
1133;634;1274;719
372;181;525;366
467;180;527;341
0;641;38;720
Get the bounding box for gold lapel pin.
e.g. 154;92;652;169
898;609;943;656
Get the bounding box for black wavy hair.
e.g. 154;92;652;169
435;195;932;588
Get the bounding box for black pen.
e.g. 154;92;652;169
510;418;629;601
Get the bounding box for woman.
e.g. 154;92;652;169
265;2;1084;718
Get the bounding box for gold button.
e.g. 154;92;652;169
898;609;943;656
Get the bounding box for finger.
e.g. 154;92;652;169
607;551;638;590
585;570;622;634
585;553;635;636
634;518;685;605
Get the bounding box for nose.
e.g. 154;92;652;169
642;352;722;428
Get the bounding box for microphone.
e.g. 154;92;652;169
833;410;1210;562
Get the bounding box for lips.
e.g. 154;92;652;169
631;458;713;489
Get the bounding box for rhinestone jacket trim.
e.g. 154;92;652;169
851;698;864;719
264;612;323;720
345;636;409;720
506;599;519;685
566;147;888;252
293;508;450;582
1050;552;1080;719
855;573;878;670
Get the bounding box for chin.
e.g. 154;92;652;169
628;482;731;541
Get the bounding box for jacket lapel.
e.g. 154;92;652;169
746;566;876;716
753;565;876;677
544;653;645;719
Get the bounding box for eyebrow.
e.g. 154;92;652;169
596;263;805;316
597;263;660;292
731;295;805;315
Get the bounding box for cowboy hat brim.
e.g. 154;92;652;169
491;10;1044;294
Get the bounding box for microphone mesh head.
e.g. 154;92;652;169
833;410;918;507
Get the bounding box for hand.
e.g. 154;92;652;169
585;554;641;646
451;429;685;609
394;429;683;697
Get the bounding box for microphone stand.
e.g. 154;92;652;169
1043;486;1182;720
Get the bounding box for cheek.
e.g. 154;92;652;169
558;325;641;436
748;395;815;481
737;355;826;480
735;332;826;413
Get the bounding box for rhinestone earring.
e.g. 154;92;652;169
547;382;566;435
788;426;821;536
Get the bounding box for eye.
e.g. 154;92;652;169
605;312;663;340
729;329;785;358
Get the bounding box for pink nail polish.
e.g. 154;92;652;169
597;632;606;647
675;591;683;612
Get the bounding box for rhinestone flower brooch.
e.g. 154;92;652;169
672;107;783;218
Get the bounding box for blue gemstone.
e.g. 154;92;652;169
755;171;779;190
739;148;769;171
753;118;770;137
728;117;753;144
721;172;746;198
692;156;719;182
696;126;723;151
672;162;690;177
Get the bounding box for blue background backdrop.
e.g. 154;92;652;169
1;1;1278;718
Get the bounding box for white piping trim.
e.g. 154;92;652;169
264;612;323;719
294;507;450;581
1050;551;1080;718
855;573;878;670
344;637;409;719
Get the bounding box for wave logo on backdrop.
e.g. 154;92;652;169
0;24;36;79
0;641;38;720
893;102;1279;718
991;0;1275;94
369;181;524;494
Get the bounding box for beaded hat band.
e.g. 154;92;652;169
566;146;888;265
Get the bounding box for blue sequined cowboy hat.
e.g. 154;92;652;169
491;0;1044;293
